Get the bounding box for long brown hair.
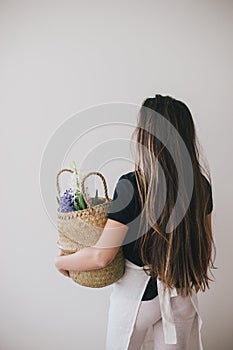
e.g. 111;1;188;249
131;94;217;297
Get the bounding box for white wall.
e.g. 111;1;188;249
1;0;232;349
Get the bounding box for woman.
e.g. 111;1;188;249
54;94;216;350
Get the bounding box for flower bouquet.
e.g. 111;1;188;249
56;161;106;213
56;161;125;288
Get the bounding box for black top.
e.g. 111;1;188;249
106;171;213;301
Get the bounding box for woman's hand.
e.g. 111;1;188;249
54;250;70;278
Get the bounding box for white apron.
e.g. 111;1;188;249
105;258;203;350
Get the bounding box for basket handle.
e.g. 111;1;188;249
81;171;111;209
56;168;74;197
56;168;111;209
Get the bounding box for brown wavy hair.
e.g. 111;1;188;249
131;94;217;297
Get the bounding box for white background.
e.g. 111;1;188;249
1;0;232;349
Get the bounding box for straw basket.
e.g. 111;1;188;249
56;169;125;287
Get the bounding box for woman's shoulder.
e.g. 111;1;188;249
118;171;138;189
119;170;136;181
113;171;136;196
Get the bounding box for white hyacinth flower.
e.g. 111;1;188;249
68;161;86;195
67;172;78;195
68;161;93;206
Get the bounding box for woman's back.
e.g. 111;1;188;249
105;94;216;350
108;94;216;299
107;169;213;300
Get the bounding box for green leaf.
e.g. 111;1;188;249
77;192;87;210
56;196;60;205
92;189;99;206
74;200;80;211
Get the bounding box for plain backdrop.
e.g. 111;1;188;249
1;0;232;349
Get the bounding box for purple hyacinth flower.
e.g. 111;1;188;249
60;188;75;212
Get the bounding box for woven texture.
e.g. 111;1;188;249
56;169;125;288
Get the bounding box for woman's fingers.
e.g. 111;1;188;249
56;250;70;277
59;268;70;277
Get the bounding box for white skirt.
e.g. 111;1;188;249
105;258;203;350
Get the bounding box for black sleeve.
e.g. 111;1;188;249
203;176;213;214
207;184;213;214
106;175;137;226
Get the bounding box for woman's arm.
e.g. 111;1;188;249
54;218;128;272
54;246;104;271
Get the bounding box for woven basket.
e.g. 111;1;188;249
56;169;125;288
